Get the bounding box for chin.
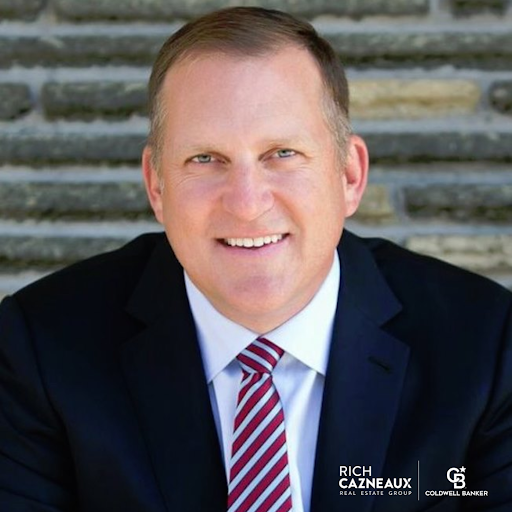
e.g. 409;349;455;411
226;288;297;326
229;274;291;300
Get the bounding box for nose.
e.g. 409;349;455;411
222;164;274;221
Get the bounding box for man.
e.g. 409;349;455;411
0;6;511;512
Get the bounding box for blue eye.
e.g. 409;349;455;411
276;149;295;158
192;154;213;163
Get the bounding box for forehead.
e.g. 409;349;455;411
160;46;326;117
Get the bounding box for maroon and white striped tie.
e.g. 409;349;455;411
227;337;293;512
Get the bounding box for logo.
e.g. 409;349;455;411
338;466;413;497
425;466;488;498
446;467;466;489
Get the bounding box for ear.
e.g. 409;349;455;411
142;145;164;224
342;134;369;218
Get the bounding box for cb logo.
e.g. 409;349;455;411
447;467;466;489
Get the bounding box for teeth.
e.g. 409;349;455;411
224;234;284;247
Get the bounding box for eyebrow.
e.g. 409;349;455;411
178;145;221;156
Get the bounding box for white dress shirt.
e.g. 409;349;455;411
184;252;340;512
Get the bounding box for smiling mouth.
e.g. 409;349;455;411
222;234;286;248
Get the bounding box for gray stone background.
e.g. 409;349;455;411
0;0;511;298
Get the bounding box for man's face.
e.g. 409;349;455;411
143;46;367;332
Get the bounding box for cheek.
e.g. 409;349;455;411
290;168;345;218
325;170;347;213
310;174;346;241
160;182;218;241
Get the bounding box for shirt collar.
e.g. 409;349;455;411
185;252;340;382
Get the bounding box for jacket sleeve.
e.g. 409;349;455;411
0;295;78;511
465;296;512;511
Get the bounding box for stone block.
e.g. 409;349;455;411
53;0;428;21
0;84;32;120
353;184;396;222
406;235;512;273
0;34;164;68
450;0;508;16
0;132;146;165
0;0;45;20
326;30;512;69
364;132;512;163
0;235;129;268
404;185;512;222
489;81;512;115
0;182;151;220
42;82;147;119
351;80;480;119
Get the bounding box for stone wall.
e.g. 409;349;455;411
0;0;511;297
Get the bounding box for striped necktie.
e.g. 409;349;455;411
227;337;293;512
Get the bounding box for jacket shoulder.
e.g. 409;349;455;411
361;234;512;319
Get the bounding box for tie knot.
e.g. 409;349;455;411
237;337;284;374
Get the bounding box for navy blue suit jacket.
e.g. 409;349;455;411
1;231;511;512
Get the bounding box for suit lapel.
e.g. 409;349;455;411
120;238;227;512
311;232;410;512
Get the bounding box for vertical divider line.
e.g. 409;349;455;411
418;460;420;501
